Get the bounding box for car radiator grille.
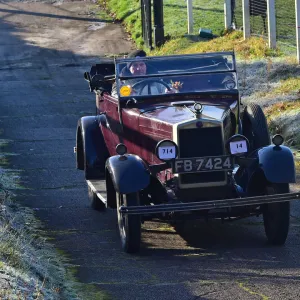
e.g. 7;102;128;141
178;126;225;184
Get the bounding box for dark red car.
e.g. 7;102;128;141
75;52;299;253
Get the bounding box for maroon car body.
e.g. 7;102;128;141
76;52;298;253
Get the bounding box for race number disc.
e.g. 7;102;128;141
120;85;132;96
230;140;248;154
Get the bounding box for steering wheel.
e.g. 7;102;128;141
131;78;171;95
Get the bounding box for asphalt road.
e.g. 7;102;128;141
1;1;300;299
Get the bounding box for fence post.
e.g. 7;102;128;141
187;0;193;34
153;0;165;47
267;0;276;49
144;0;152;49
243;0;250;39
296;0;300;63
224;0;232;29
141;0;145;39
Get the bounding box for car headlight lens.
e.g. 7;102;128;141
272;134;284;146
155;140;178;161
116;143;127;156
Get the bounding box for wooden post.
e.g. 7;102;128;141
267;0;276;49
187;0;193;34
153;0;165;47
296;0;300;63
141;0;145;39
243;0;250;39
224;0;232;29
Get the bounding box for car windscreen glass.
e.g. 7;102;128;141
116;72;237;97
115;53;237;99
116;53;234;76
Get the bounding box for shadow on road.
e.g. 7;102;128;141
0;7;113;23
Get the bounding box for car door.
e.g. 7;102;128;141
101;94;145;160
100;93;122;156
120;107;142;156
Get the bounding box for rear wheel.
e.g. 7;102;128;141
116;192;141;253
242;103;270;150
263;183;290;245
88;185;106;211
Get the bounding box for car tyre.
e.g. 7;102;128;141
116;192;141;253
88;185;106;211
242;103;270;150
263;183;290;245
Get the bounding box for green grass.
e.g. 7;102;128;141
100;0;285;59
265;100;300;119
232;0;297;52
100;0;225;47
150;30;282;58
100;0;297;55
161;0;224;37
100;0;143;45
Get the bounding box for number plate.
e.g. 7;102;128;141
172;155;233;174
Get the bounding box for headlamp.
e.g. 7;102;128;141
116;143;127;156
272;134;284;146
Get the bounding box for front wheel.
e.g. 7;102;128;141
263;183;290;245
116;192;141;253
242;103;270;150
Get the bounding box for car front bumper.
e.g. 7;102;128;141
119;192;300;215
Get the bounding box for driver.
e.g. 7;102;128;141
113;49;175;96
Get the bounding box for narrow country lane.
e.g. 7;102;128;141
1;1;300;299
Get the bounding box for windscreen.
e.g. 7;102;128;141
115;53;237;99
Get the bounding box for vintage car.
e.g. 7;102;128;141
75;51;299;253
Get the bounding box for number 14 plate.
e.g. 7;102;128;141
172;155;233;174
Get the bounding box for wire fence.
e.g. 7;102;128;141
232;0;268;34
142;0;298;58
232;0;297;55
275;0;297;55
249;0;268;35
162;0;224;37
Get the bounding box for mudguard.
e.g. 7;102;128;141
77;115;109;179
106;154;150;194
257;145;296;183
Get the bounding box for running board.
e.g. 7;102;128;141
87;180;107;205
119;192;300;215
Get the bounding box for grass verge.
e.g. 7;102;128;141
0;141;109;299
